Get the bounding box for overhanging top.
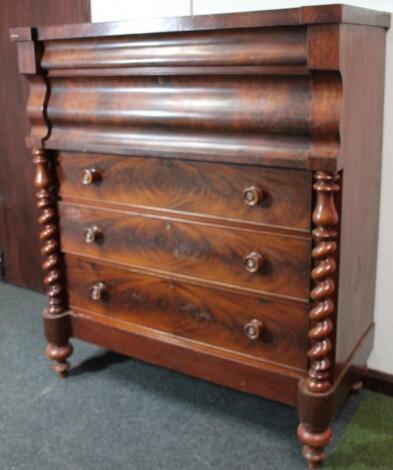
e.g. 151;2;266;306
10;4;390;43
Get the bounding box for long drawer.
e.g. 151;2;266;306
65;255;309;371
59;203;311;301
57;152;312;231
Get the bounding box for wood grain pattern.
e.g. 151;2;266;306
11;6;389;468
71;312;304;406
59;203;311;301
46;65;310;78
17;25;342;172
58;152;312;231
34;149;65;315
65;255;308;370
334;25;387;378
307;172;340;394
47;75;311;133
297;171;340;469
41;27;307;70
10;5;389;43
33;148;73;376
37;70;341;171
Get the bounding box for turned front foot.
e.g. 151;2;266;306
351;380;363;393
46;342;73;378
298;423;332;468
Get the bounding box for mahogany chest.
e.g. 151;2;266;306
11;4;390;467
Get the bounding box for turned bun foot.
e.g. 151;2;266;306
46;342;73;378
308;461;322;470
351;380;363;393
298;423;332;469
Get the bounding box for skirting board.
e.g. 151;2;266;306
364;368;393;396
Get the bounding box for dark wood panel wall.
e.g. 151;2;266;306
0;0;91;291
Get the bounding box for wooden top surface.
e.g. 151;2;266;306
10;4;390;42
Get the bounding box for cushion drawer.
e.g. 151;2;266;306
58;153;312;231
65;255;308;371
59;203;311;301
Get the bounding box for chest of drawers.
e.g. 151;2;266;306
11;4;390;467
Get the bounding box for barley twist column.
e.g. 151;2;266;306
298;171;340;469
33;147;73;377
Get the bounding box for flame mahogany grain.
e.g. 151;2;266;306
65;255;309;371
59;203;311;301
11;5;389;468
57;152;312;231
26;68;341;170
41;28;308;70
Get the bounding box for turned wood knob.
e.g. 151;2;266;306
81;168;100;185
243;186;263;206
84;226;103;244
91;282;106;301
244;252;264;273
244;319;264;340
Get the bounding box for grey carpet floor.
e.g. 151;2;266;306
0;282;363;470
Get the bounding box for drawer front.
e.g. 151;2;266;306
65;255;308;371
59;204;311;300
58;153;312;231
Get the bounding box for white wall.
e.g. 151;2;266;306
90;0;393;375
91;0;191;22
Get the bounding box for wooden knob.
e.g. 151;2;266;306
244;319;264;340
81;168;100;185
91;282;106;301
244;252;263;273
84;226;103;244
243;186;263;206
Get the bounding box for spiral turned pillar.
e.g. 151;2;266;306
33;148;73;377
298;171;340;469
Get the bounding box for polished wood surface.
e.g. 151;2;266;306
47;75;313;130
13;5;389;468
59;203;311;301
298;171;340;468
34;149;65;316
71;312;304;406
58;153;312;231
21;28;342;170
26;70;342;170
42;28;307;69
10;4;390;42
308;172;340;394
334;25;387;378
65;255;308;370
33;147;73;376
0;0;90;291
